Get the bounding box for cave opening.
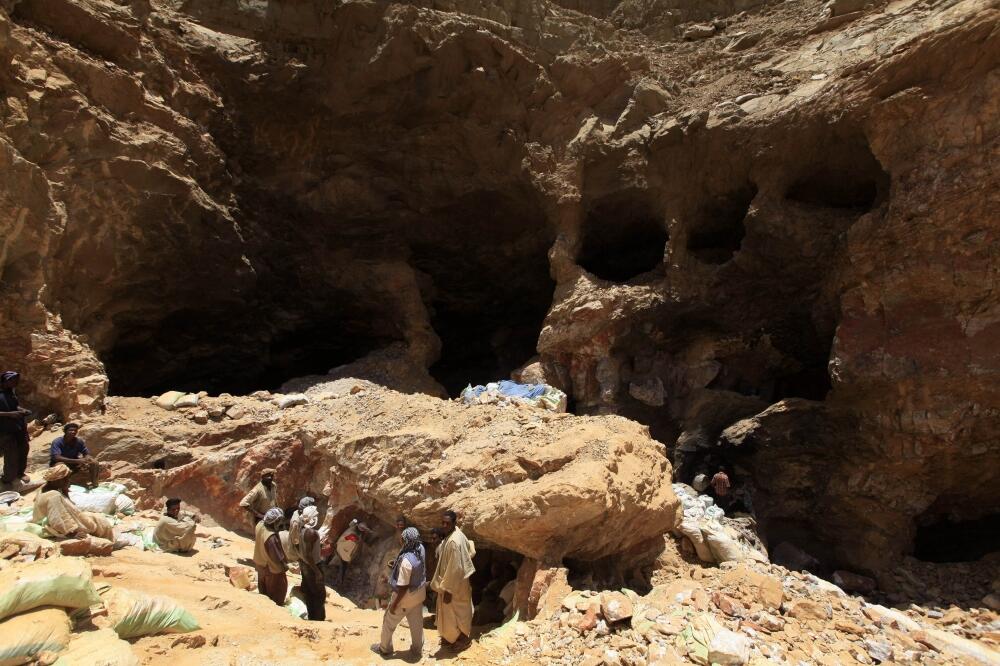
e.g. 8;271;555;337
103;302;398;397
687;182;757;265
577;191;668;282
470;547;522;626
785;136;889;210
414;189;556;396
913;513;1000;563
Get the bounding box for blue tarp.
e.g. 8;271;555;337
463;380;547;400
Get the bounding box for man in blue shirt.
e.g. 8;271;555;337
49;423;99;488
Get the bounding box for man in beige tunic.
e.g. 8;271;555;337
32;463;113;540
153;498;198;553
239;468;277;532
430;510;476;649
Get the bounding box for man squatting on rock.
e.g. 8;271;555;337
0;371;31;487
50;422;100;489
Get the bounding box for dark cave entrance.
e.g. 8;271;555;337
470;547;522;626
687;183;757;265
577;192;668;282
414;189;556;396
913;513;1000;563
103;298;400;397
785;135;889;210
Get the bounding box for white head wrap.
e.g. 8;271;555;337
301;505;319;528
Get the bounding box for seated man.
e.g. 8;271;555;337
153;498;198;553
32;464;113;540
50;423;99;489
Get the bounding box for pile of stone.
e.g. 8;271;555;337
499;560;1000;665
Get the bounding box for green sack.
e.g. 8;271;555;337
0;558;102;622
103;588;200;639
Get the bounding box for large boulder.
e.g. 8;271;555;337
85;386;678;563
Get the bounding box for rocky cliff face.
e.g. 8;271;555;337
1;0;997;574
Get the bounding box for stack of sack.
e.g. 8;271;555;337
672;483;768;564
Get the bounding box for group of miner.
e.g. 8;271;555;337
240;467;479;656
2;369;484;658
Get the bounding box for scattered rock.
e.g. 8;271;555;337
864;638;893;663
982;593;1000;611
833;570;877;594
708;628;751;665
601;591;634;623
224;405;245;420
682;23;716;40
785;599;832;621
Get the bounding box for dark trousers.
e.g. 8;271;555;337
257;566;288;606
301;564;327;621
0;433;28;484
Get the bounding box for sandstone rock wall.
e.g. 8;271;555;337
83;386;678;565
1;0;997;572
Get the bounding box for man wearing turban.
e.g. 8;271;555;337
239;468;278;532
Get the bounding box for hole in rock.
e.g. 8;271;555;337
470;548;522;626
687;182;757;264
565;555;653;595
785;136;889;210
104;301;397;397
577;192;668;282
914;513;1000;563
708;314;833;402
415;190;555;395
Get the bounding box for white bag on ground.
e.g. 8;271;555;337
0;607;71;666
0;557;101;621
53;628;138;666
69;489;119;515
114;494;135;516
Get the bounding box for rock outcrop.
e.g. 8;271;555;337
83;384;678;565
1;0;997;574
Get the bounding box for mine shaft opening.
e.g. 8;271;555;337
470;547;522;627
687;182;757;265
416;190;555;396
102;298;400;397
565;555;654;595
577;192;668;282
913;513;1000;563
785;135;889;210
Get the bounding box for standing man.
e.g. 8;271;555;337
287;496;315;561
253;507;288;605
373;527;427;658
0;371;30;486
239;468;278;532
299;505;326;621
50;423;100;488
153;498;198;553
430;510;476;650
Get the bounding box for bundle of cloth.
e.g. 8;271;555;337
460;380;567;412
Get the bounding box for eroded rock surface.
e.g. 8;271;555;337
85;384;678;564
0;0;997;574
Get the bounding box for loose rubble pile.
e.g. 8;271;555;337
500;560;1000;665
